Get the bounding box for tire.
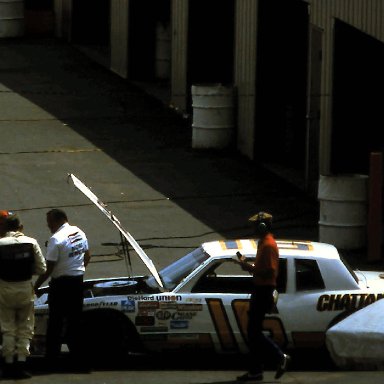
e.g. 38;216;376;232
72;309;142;367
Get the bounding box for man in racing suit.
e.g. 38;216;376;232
0;213;46;379
236;212;290;382
0;210;11;237
34;208;91;369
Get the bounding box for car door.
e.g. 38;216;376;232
185;258;289;353
277;257;339;348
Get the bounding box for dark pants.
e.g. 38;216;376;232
46;275;84;359
247;286;284;374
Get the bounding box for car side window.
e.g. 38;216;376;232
191;258;287;294
295;258;325;291
191;261;253;293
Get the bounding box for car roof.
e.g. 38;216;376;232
201;239;340;260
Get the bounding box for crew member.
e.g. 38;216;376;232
34;208;91;367
0;213;47;379
0;210;11;237
236;211;290;382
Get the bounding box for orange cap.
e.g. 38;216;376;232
0;210;10;218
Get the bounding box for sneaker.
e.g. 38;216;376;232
236;372;264;381
275;353;291;379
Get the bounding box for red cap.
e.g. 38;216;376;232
0;210;10;218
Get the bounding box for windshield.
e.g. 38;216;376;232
147;247;209;290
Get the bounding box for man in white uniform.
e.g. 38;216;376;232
0;210;11;237
34;209;91;368
0;213;46;379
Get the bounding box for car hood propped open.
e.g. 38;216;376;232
68;173;164;290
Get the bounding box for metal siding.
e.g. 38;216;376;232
60;0;72;41
307;0;384;174
309;0;384;40
171;0;188;112
110;0;129;79
234;0;258;159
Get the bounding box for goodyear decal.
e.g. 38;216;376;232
317;293;384;312
84;301;118;308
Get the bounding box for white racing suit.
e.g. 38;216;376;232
0;232;46;363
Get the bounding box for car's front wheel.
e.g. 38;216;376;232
69;308;142;367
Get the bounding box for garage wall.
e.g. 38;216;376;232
307;0;384;174
110;0;129;78
234;0;258;159
54;0;72;40
170;0;188;112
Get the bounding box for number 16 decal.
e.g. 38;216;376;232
206;298;288;351
232;299;288;348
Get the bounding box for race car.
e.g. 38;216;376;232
31;175;384;362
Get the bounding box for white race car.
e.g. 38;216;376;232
32;175;384;363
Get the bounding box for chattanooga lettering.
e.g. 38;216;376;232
317;293;384;311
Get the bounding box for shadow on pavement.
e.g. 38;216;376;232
0;37;319;241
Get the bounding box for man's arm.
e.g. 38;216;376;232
84;249;91;268
34;260;56;294
238;259;275;279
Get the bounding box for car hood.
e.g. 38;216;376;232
326;298;384;369
68;173;164;290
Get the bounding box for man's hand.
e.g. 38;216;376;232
236;251;246;262
34;286;42;298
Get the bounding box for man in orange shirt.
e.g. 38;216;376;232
236;212;290;382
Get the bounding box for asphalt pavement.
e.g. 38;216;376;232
0;37;383;382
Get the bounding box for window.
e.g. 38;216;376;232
191;258;287;294
295;259;325;291
192;260;253;294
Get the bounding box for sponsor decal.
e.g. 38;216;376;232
84;301;119;308
156;311;197;321
185;298;202;304
170;320;189;329
177;304;203;311
127;295;182;302
128;295;155;301
317;293;384;312
121;299;135;312
138;301;159;310
155;295;182;302
135;316;155;326
159;302;178;310
138;310;155;317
